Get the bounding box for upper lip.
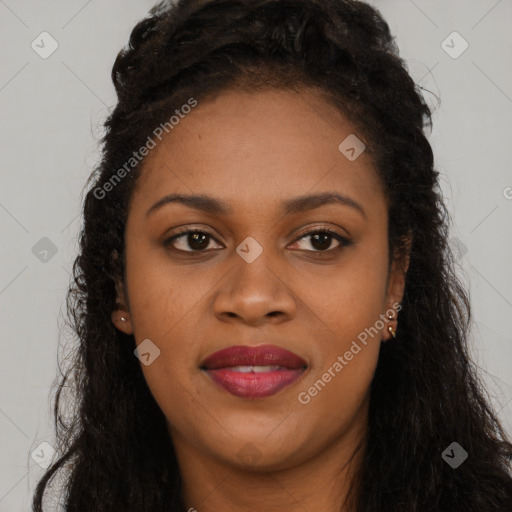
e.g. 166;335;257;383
200;344;307;370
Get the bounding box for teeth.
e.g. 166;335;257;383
228;365;283;373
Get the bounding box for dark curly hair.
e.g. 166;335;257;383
32;0;512;510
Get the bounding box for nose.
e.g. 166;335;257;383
212;250;297;326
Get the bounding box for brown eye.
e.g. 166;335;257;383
186;232;210;250
290;229;350;252
309;232;336;251
164;230;223;252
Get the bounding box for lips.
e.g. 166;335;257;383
200;344;307;399
201;344;307;370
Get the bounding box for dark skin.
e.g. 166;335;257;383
112;88;408;511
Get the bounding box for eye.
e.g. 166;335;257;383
289;228;350;252
163;227;350;254
163;229;223;252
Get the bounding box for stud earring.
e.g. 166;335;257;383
387;314;396;339
120;316;127;322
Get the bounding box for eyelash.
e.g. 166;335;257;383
163;226;351;253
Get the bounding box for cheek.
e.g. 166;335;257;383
125;238;209;341
295;246;389;344
124;247;206;432
293;245;388;409
294;277;385;433
123;239;206;396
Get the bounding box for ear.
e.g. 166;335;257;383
110;250;134;335
383;237;411;341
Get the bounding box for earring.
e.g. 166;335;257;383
120;316;127;322
387;314;396;339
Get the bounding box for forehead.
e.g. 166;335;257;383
131;88;385;216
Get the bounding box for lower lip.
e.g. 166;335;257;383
204;368;305;399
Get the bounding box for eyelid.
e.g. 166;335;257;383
290;224;349;244
170;225;218;239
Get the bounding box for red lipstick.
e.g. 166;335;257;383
201;344;307;399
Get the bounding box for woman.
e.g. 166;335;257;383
32;0;512;510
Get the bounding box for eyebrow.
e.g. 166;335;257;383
146;191;367;219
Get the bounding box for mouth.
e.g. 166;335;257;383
200;344;308;399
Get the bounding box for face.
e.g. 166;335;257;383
112;87;407;472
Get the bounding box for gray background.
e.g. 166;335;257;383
1;0;511;510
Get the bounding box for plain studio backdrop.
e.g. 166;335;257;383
1;0;511;509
